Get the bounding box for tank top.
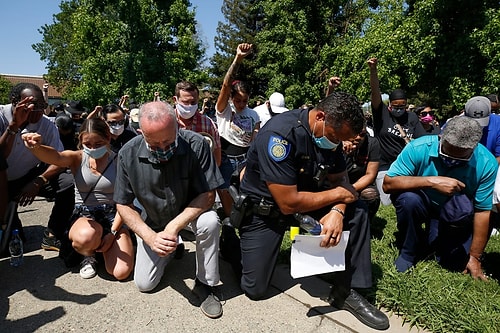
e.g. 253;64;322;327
74;151;117;207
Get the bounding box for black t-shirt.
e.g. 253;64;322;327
240;108;345;202
372;103;426;170
111;128;137;153
344;135;380;184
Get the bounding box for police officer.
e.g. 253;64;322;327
238;92;389;330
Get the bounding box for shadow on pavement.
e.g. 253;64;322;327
0;254;106;331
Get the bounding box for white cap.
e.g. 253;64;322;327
269;92;289;114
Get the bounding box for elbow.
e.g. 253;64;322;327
382;176;393;193
278;205;296;216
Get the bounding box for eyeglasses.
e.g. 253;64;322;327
420;111;434;117
439;143;473;162
106;119;125;126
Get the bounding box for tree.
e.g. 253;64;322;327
332;0;500;117
0;76;13;104
33;0;205;107
251;0;371;108
209;0;264;102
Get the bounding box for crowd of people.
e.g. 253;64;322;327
1;43;499;330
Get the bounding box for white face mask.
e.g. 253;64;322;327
176;103;198;119
109;124;125;136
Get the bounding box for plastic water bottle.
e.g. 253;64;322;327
293;213;322;235
9;229;23;267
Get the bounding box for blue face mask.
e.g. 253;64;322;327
83;145;108;159
147;139;177;162
440;156;467;168
438;143;471;168
390;106;406;118
313;121;339;150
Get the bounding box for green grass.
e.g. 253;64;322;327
280;205;500;333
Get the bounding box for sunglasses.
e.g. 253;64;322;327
438;143;473;162
420;111;434;117
106;119;126;126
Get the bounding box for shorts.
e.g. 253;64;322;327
71;204;116;235
218;154;247;189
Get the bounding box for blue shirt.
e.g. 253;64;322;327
386;135;497;210
480;113;500;157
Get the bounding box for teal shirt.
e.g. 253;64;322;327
386;135;498;210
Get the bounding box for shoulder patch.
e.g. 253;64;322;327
268;135;291;162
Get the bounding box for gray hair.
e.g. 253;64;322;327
138;101;176;125
441;116;482;149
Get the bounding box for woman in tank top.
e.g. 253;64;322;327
22;118;134;281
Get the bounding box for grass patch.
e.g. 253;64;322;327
279;205;500;332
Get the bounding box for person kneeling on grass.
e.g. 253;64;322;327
22;118;134;280
383;116;497;279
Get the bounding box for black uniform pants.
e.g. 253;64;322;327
239;199;372;301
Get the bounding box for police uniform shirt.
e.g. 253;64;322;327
113;129;224;231
240;108;346;201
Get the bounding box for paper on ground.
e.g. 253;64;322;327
290;231;350;279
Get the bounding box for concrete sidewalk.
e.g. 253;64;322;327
0;199;427;332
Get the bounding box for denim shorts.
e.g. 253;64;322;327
219;154;246;189
71;204;116;234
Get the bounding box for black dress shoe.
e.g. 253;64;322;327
331;289;389;330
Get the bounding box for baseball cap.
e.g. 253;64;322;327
129;108;139;123
464;96;491;127
268;92;289;114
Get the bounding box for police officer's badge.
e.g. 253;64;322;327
268;135;291;162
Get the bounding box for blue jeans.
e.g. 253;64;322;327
219;154;246;189
392;191;473;272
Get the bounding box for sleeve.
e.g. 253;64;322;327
42;120;64;152
113;151;136;205
474;153;497;210
367;137;381;163
386;142;420;177
411;115;427;139
256;131;297;185
189;133;225;192
328;147;347;174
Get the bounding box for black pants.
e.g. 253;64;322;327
239;199;372;301
7;165;74;241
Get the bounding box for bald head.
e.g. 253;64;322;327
139;101;178;150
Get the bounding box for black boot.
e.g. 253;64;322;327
330;288;389;330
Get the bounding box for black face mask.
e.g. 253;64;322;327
390;107;406;118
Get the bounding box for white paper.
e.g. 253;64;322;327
290;231;350;279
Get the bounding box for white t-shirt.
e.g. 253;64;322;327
253;104;272;127
0;104;63;181
216;104;260;147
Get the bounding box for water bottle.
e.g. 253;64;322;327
293;213;322;235
9;229;23;267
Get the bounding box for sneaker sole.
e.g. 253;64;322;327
80;272;97;279
41;244;60;251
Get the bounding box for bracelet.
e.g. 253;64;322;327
331;206;345;217
38;175;49;185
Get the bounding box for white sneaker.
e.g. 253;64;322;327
79;256;97;279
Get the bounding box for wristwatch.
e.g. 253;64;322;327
6;127;18;136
